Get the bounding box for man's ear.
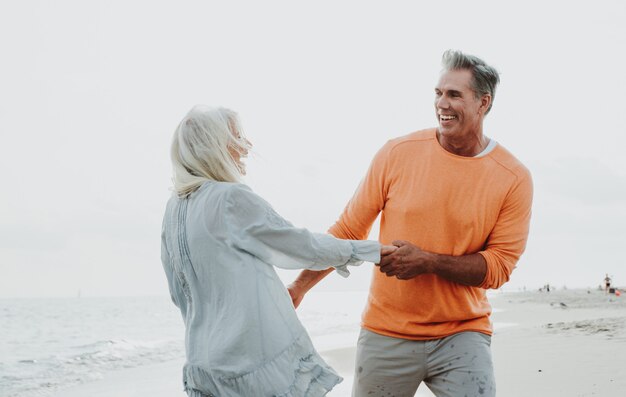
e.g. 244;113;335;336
479;94;492;115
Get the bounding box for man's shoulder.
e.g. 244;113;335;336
489;144;531;181
391;128;437;144
382;128;437;152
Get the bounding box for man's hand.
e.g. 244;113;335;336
287;282;306;309
377;240;435;280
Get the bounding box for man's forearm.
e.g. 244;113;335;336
378;240;487;287
430;252;487;287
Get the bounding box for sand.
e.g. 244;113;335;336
53;289;626;397
489;288;626;396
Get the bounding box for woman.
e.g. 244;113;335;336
161;105;393;396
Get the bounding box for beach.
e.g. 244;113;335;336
13;289;626;397
491;289;626;396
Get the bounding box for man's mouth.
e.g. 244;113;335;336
439;115;457;121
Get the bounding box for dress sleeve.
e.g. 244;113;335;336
478;171;533;289
225;184;380;277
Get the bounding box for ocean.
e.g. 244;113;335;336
0;291;368;397
1;291;505;397
0;296;185;397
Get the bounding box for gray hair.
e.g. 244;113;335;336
170;105;250;197
441;50;500;114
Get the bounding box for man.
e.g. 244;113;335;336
288;50;533;397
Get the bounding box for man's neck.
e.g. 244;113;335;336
436;129;489;157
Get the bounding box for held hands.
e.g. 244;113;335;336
381;244;397;256
287;244;399;309
377;240;435;280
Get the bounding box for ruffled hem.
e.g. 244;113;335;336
182;333;342;397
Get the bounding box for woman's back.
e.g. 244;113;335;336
162;181;379;396
162;106;380;396
163;181;303;369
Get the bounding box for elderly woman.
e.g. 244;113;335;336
161;105;392;397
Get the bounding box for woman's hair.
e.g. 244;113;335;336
170;105;250;197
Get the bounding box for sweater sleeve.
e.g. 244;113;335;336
478;170;533;289
328;141;392;240
226;184;380;276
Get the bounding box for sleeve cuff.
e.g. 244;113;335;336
333;241;380;278
351;240;381;263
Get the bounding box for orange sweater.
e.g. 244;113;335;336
329;129;533;339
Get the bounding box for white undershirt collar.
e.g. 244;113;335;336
474;137;497;158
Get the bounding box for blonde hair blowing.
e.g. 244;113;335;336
171;105;250;197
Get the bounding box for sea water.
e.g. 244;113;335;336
1;291;505;396
0;292;368;397
0;296;185;397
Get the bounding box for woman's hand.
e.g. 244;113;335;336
285;269;333;309
287;282;306;309
381;244;398;256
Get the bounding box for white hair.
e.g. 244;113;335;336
170;105;250;197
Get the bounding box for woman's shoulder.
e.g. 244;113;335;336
192;181;261;207
191;180;249;196
222;183;267;209
215;181;254;198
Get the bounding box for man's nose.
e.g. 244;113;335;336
436;96;449;109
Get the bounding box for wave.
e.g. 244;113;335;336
1;338;185;397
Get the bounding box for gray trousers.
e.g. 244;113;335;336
352;329;495;397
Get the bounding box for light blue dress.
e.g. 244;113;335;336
161;181;380;396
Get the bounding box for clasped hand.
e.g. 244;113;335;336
287;243;407;309
378;240;433;280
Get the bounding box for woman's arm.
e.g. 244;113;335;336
226;184;384;275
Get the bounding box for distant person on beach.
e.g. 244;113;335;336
161;106;395;397
288;50;533;397
605;273;612;293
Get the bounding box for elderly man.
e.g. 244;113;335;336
288;50;533;397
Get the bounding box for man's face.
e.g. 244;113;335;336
434;69;487;139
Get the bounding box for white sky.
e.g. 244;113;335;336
1;0;625;297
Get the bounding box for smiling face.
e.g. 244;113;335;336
434;69;490;141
